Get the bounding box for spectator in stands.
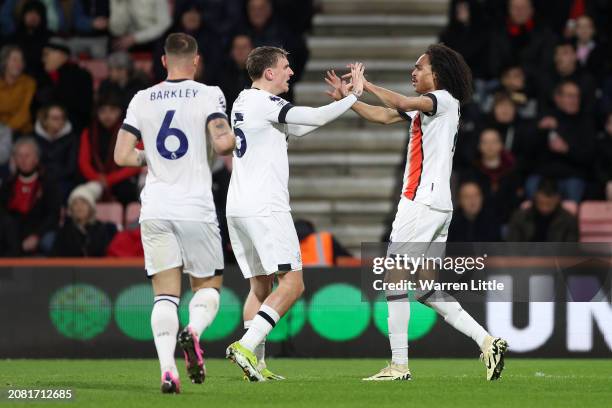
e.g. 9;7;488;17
0;124;12;182
6;1;51;81
79;93;140;205
488;0;556;79
507;178;578;242
462;128;522;222
0;137;61;255
109;0;171;52
173;0;245;46
33;103;79;199
459;92;536;175
243;0;308;101
539;40;597;115
153;1;222;83
295;219;352;266
0;209;20;256
98;51;147;111
526;80;594;203
482;65;538;119
439;0;489;79
213;34;253;114
572;15;606;81
448;181;501;242
35;37;93;132
595;112;612;201
52;181;117;257
65;0;110;58
0;45;36;135
0;0;67;36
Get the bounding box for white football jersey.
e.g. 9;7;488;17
122;79;227;222
399;89;459;211
226;88;294;216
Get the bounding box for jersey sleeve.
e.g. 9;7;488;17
423;90;453;116
211;86;227;114
121;92;142;140
261;94;293;124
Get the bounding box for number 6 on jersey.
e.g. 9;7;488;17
156;110;189;160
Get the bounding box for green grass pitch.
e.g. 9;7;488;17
2;359;611;408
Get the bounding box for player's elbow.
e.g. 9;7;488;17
114;148;127;166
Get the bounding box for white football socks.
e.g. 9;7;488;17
188;288;220;338
244;320;266;364
240;304;280;352
425;296;488;349
151;295;180;377
387;292;410;366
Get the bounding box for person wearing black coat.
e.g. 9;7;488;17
448;181;502;242
52;181;117;257
34;37;93;133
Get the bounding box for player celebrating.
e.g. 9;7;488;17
114;33;235;393
326;44;508;381
225;46;364;381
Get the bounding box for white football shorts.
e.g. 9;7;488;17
141;220;224;278
227;212;302;279
387;197;453;257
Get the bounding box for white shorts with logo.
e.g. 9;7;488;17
227;212;302;279
388;197;453;257
141;220;224;278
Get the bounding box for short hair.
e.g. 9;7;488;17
536;178;560;197
492;91;514;106
12;136;41;159
554;80;580;96
164;33;198;57
425;43;473;104
246;46;289;81
37;103;66;122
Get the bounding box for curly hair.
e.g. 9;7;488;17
425;43;473;104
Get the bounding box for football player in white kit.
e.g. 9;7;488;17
224;46;365;381
327;44;508;381
114;33;236;393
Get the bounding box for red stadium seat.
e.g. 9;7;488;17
96;202;124;228
579;201;612;242
125;202;141;226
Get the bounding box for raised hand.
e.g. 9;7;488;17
350;62;365;97
325;70;350;101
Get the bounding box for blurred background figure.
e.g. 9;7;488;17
33;103;79;199
78;93;141;205
0;137;60;256
98;51;148;111
35;37;93;132
595;112;612;201
0;45;36;135
109;0;171;52
448;181;501;242
527;81;594;203
507;178;578;242
52;181;117;257
212;33;253;114
295;219;351;266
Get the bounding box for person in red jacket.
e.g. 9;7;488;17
79;93;141;205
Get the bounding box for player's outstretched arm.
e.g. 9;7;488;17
206;114;235;156
282;63;364;133
366;82;434;114
325;70;405;125
114;129;146;167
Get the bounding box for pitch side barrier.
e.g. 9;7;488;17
0;242;610;358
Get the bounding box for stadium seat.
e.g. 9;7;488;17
79;59;109;90
579;201;612;242
125;202;141;226
96;202;124;228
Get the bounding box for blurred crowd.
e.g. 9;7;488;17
438;0;612;243
0;0;314;257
